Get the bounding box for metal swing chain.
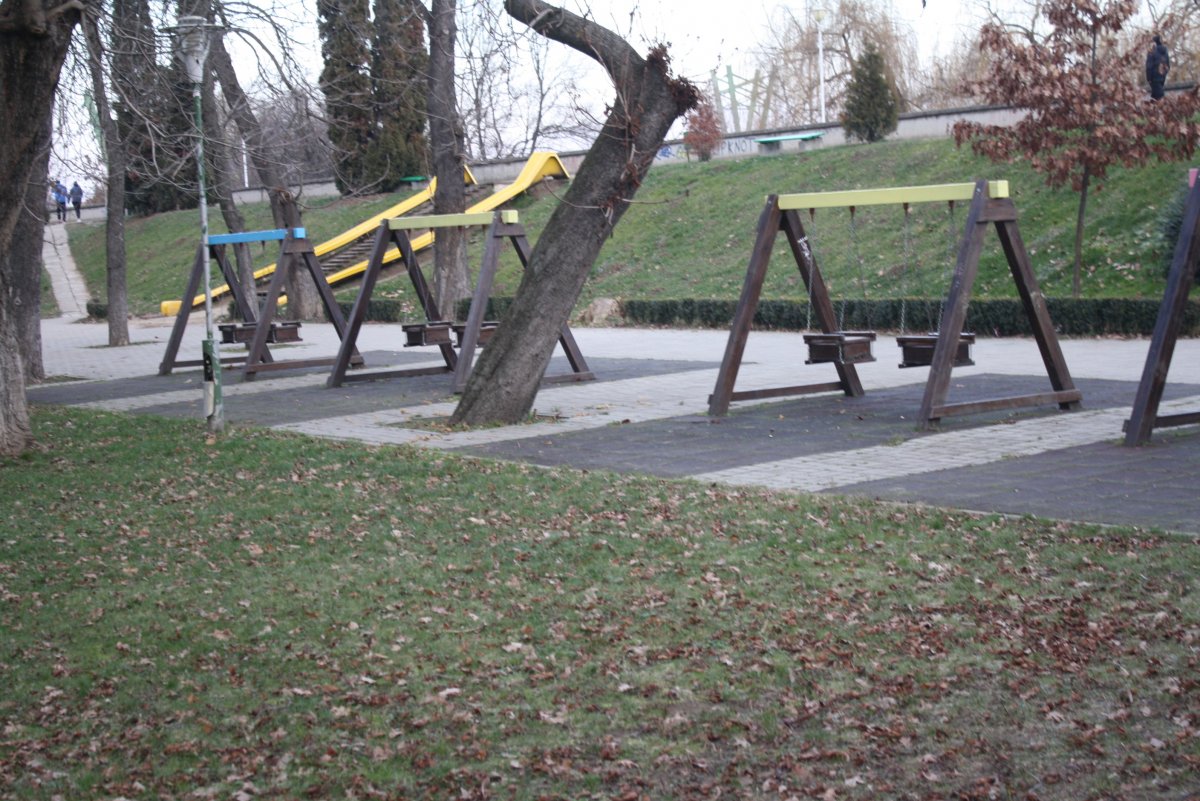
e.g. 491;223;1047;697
848;206;870;331
939;200;957;333
803;209;817;332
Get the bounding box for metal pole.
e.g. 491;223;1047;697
817;26;826;124
193;81;223;434
176;15;223;435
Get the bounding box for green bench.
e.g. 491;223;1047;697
754;131;825;154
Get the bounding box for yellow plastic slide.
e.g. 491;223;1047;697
160;152;569;316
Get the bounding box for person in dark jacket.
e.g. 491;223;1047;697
52;181;68;222
68;182;83;220
1146;35;1170;101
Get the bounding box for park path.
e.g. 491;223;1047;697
42;221;90;319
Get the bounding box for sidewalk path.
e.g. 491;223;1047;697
42;221;89;319
27;315;1200;536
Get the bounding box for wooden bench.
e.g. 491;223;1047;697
219;321;302;345
453;321;498;347
403;321;453;347
755;131;825;154
803;331;877;365
897;332;975;369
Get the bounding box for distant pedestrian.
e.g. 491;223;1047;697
68;182;83;220
52;181;68;222
1147;34;1170;101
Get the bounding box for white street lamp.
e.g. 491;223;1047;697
813;7;827;125
172;15;224;434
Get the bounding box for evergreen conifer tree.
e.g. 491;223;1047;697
840;43;898;144
319;0;428;194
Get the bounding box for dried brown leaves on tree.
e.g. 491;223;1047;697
953;0;1200;296
683;99;723;161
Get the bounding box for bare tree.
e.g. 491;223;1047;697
751;0;919;126
206;0;321;318
451;0;698;426
1;0;88;457
8;117;50;383
81;3;130;346
456;2;593;158
425;0;471;311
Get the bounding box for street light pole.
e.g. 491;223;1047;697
174;15;223;435
813;8;827;124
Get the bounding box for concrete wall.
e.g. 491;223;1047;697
475;103;1028;181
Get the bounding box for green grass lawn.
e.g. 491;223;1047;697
65;139;1187;318
2;406;1197;799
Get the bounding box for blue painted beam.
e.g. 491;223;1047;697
209;228;306;245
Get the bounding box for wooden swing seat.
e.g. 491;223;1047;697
804;331;877;365
896;332;975;369
453;321;498;347
402;321;453;347
219;321;302;345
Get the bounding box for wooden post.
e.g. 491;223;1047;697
1125;177;1200;445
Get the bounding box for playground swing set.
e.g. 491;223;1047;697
327;209;594;392
708;179;1083;428
159;227;363;379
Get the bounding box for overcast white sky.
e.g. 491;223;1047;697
55;0;983;190
560;0;980;84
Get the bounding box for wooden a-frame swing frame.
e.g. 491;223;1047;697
708;179;1082;428
327;210;594;390
159;228;363;379
159;228;295;375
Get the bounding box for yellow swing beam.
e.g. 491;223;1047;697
777;180;1009;211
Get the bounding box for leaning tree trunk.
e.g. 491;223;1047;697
207;10;320;319
82;9;129;346
427;0;470;312
0;0;85;456
451;0;698;425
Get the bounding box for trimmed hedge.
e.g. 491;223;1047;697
622;297;1200;337
179;294;1200;337
325;297;516;324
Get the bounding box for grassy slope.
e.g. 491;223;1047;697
2;406;1197;799
67;139;1186;317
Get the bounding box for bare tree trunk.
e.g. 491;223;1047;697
12;114;49;381
0;0;85;456
451;0;698;425
427;0;470;312
206;6;320;319
202;77;256;308
82;8;130;346
1073;164;1090;300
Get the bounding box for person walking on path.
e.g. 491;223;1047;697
69;181;83;221
1147;35;1170;101
52;180;68;222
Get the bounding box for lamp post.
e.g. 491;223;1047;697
174;15;223;434
813;7;827;124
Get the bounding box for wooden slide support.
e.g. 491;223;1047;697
327;210;594;391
